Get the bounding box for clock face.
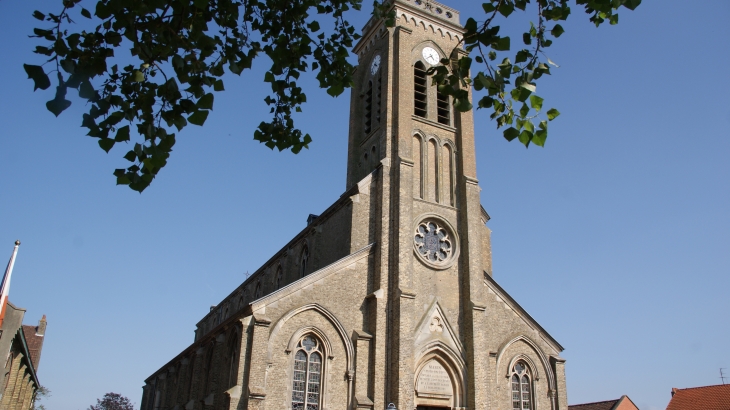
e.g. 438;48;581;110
422;47;440;65
370;55;381;75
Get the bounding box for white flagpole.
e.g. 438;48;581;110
0;240;21;329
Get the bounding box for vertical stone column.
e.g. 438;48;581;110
396;290;416;410
353;330;374;408
11;373;29;410
20;381;34;410
551;357;568;410
246;314;271;410
228;317;251;410
191;346;206;410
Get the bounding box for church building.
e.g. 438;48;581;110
142;1;568;409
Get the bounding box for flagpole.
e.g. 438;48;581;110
0;240;21;332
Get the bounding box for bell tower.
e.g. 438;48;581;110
348;1;493;409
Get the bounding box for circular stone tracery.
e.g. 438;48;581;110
414;220;453;266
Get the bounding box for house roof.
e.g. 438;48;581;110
568;398;620;410
667;384;730;410
569;395;638;410
21;324;44;371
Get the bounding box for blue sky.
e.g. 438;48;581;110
1;0;728;409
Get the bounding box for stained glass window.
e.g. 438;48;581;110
291;335;323;409
511;361;532;410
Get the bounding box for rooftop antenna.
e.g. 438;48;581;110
721;368;727;385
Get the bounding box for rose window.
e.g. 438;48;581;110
414;220;453;264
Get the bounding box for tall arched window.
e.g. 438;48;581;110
291;335;323;409
414;61;428;118
227;333;240;389
276;266;283;290
511;361;532;410
299;246;309;278
254;280;262;299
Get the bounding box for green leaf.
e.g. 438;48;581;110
98;138;115;153
610;14;619;25
529;95;543;111
213;79;224;91
79;81;95;99
518;130;533;147
32;11;45;21
188;110;209;126
23;64;51;91
454;98;473;112
551;24;565;37
197;93;214;110
132;71;145;82
493;36;511;51
523;33;531;45
80;8;92;19
498;2;514;17
503;127;519;141
532;129;547;146
520;82;536;93
115;125;130;142
519;103;529;118
547;108;560;120
482;3;496;13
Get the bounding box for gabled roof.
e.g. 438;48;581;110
667;384;730;410
22;325;44;371
569;395;638;410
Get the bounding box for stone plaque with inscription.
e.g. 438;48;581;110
416;360;452;396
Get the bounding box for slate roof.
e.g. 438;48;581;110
21;325;44;371
667;384;730;410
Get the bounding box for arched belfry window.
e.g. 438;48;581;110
291;335;323;409
511;361;533;410
364;80;373;134
299;246;309;278
375;73;382;126
414;61;428;118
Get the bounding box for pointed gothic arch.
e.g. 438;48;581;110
414;340;467;408
496;333;557;409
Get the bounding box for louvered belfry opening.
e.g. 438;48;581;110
414;61;428;118
364;80;373;134
375;74;382;126
437;88;450;125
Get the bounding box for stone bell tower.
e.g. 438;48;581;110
347;1;496;408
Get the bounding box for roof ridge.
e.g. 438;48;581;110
676;383;730;391
569;398;621;407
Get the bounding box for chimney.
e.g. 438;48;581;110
36;314;47;336
671;388;678;397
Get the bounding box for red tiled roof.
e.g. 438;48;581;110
568;398;620;410
667;384;730;410
21;325;44;371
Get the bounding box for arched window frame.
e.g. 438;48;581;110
299;245;309;278
275;265;284;290
226;331;240;389
290;334;325;410
510;361;533;410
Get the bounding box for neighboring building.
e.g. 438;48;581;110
0;308;46;409
0;241;48;410
666;384;730;410
142;1;568;409
569;395;639;410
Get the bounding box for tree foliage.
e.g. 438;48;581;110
26;0;639;192
32;385;51;410
88;392;135;410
